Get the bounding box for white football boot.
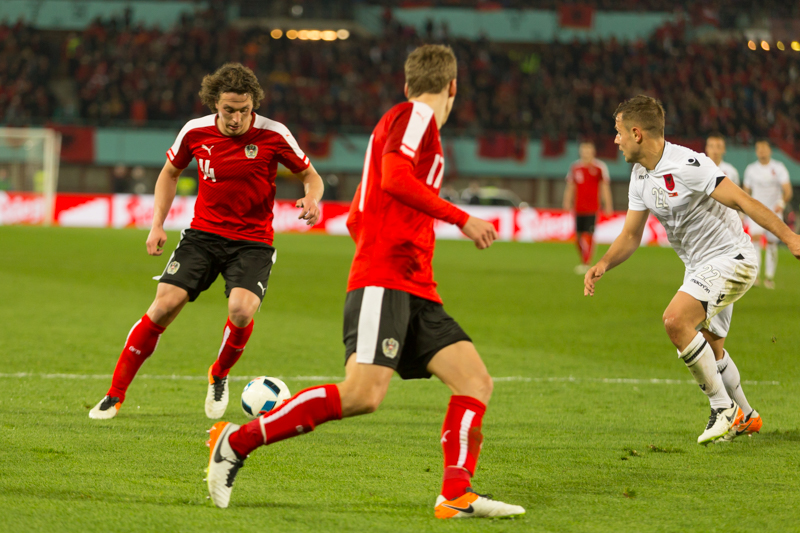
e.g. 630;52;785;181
88;395;121;419
206;421;244;509
697;402;738;445
205;366;229;419
434;489;525;519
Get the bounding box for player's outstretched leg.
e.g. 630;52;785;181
89;314;166;419
206;361;391;508
206;318;253;419
717;350;762;442
428;342;525;519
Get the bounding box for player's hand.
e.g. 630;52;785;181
296;196;320;226
146;226;168;256
461;216;498;249
584;263;606;296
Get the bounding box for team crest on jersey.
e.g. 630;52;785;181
382;338;399;359
663;173;675;191
245;144;258;159
167;261;180;275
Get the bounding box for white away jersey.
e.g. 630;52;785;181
743;159;789;212
628;142;752;270
718;161;740;187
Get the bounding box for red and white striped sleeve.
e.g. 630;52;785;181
255;116;310;174
597;160;610;182
383;102;434;165
167;115;215;169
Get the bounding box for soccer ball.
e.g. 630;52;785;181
241;376;291;420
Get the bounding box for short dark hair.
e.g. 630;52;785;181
755;138;771;146
614;95;665;136
405;44;457;98
199;63;265;112
707;132;725;141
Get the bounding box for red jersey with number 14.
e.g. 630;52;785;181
167;113;310;244
346;101;460;304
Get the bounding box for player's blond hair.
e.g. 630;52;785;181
404;45;457;98
199;63;265;111
614;95;665;136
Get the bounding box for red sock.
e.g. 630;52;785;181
108;314;166;402
229;384;342;457
578;232;593;264
440;395;486;500
210;318;253;378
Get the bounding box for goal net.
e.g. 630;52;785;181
0;128;62;225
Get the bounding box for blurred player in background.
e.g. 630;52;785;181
563;141;613;274
705;133;740;186
89;63;323;420
206;45;525;519
743;140;793;289
585;95;800;445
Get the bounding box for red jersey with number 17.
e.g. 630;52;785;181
167;113;310;244
346;101;460;304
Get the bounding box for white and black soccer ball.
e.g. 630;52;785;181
241;376;291;419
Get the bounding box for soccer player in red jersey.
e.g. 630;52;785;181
206;45;525;519
89;64;323;420
563;141;613;273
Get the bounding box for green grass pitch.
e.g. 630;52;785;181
1;226;799;533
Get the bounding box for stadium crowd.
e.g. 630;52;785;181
1;5;800;147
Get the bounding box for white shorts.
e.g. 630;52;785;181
678;250;758;337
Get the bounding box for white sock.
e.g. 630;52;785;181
753;238;764;277
716;350;753;415
765;243;778;279
678;332;731;409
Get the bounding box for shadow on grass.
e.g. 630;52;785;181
757;429;800;442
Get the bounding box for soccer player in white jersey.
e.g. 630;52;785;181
706;133;740;186
584;95;800;445
743;140;793;289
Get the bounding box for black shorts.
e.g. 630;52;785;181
156;228;276;302
575;214;597;234
343;287;472;380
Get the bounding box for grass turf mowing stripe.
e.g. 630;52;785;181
0;372;781;385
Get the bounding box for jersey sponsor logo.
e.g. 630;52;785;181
167;260;180;274
382;338;399;359
199;159;216;182
201;144;213;156
245;144;258;159
687;158;701;167
663;174;675;191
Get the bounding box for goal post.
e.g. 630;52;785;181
0;127;62;225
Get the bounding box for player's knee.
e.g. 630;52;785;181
662;312;687;340
228;301;257;327
471;373;494;404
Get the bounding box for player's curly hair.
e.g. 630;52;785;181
199;63;265;111
614;95;665;136
405;45;457;98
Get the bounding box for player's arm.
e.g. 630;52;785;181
294;164;323;226
584;209;649;296
600;181;613;214
711;178;800;257
146;159;183;256
380;152;497;249
781;181;793;209
562;181;574;211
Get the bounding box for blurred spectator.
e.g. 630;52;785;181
111;164;130;193
2;3;800;149
130;166;148;194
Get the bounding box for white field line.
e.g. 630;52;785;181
0;372;780;386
